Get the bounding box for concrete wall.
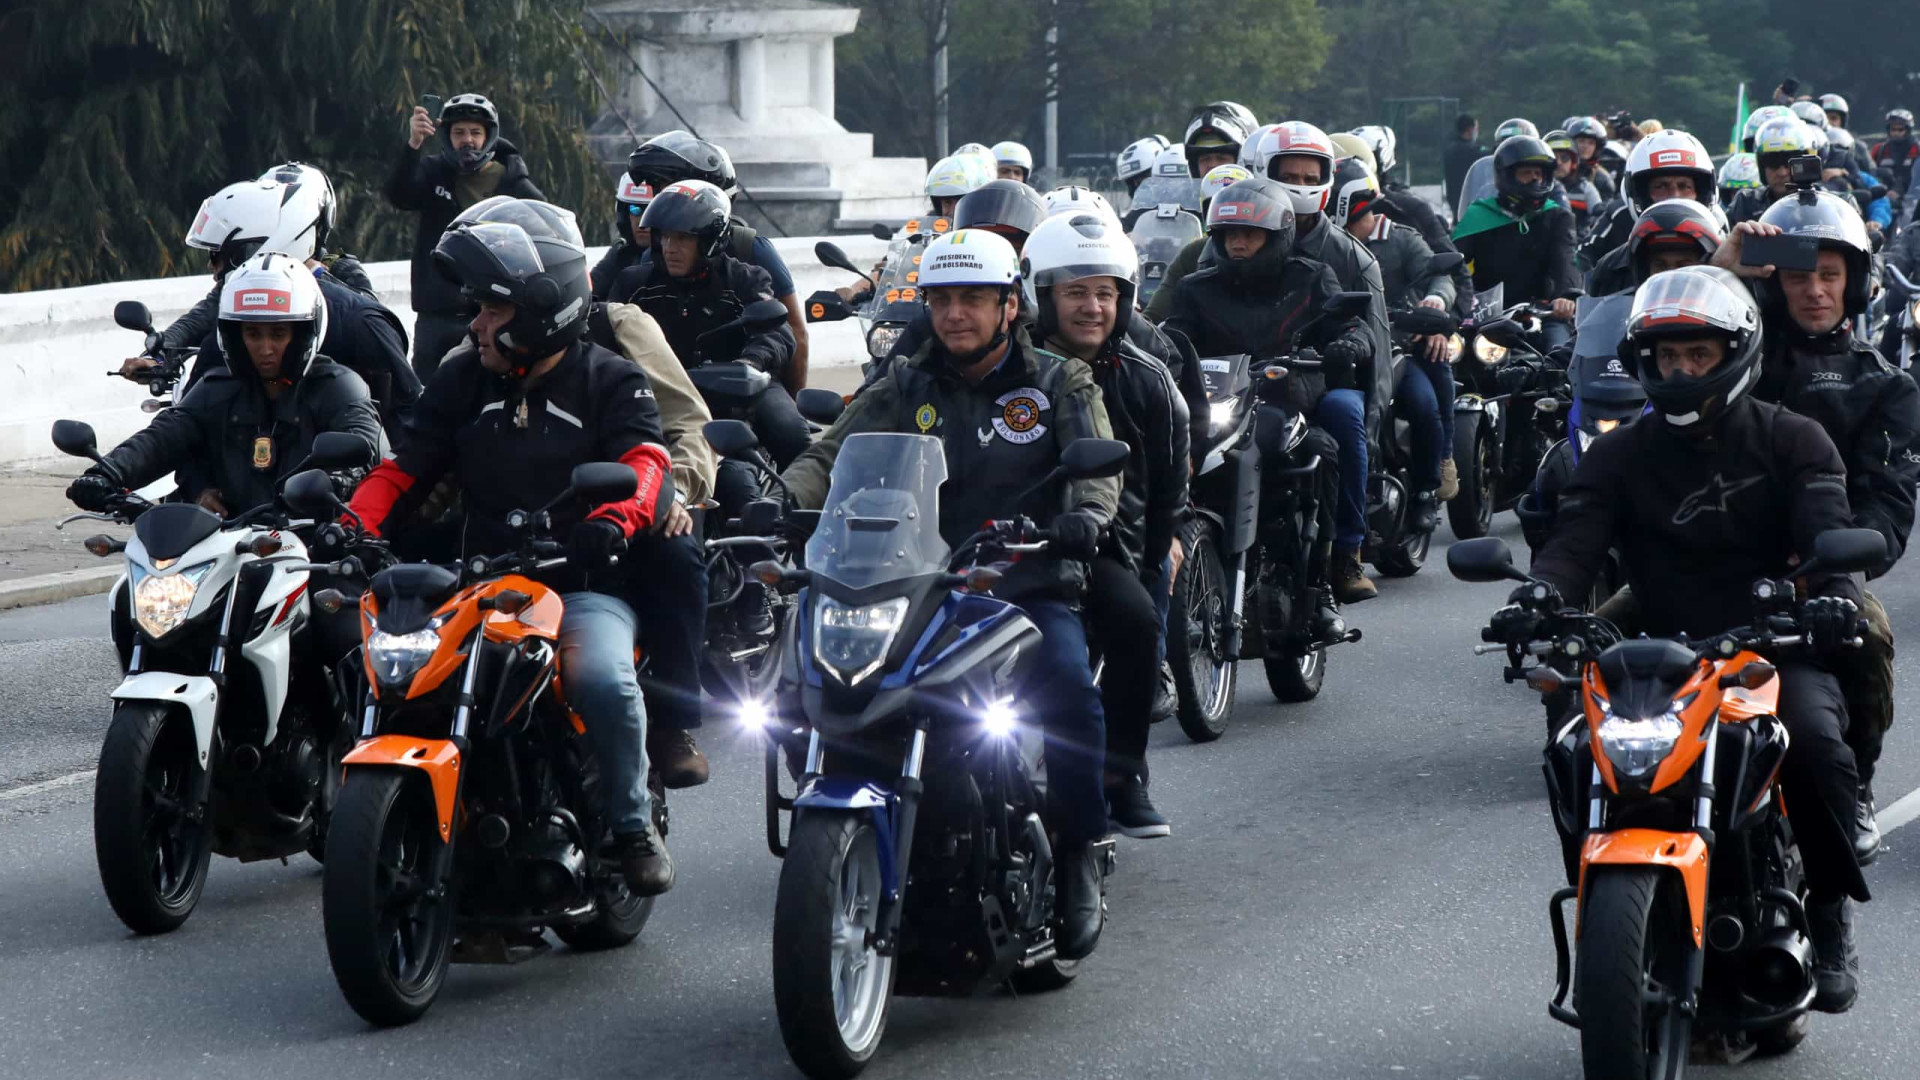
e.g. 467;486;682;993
0;235;888;468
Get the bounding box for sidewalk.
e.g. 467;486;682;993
0;363;871;601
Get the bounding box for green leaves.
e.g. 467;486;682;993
0;0;608;291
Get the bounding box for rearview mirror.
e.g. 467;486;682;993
311;432;374;471
1426;252;1466;275
804;290;854;323
740;297;792;330
741;498;783;535
1479;318;1526;348
1803;528;1888;577
1390;308;1458;336
796;387;845;425
870;223;896;241
50;419;101;461
113;301;154;334
282;468;340;516
569;462;638;505
814;241;861;276
1446;536;1527;583
703;419;760;458
1060;438;1131;480
1323;291;1374;320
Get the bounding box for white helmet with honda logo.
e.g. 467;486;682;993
1623;129;1717;213
216;252;329;380
1250;122;1337;216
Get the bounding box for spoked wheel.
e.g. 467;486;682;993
1373;523;1431;578
1168;518;1236;743
322;770;455;1026
93;702;213;934
1575;868;1695;1080
1447;417;1497;540
773;810;896;1079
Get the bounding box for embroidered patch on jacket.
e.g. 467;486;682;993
915;403;938;432
992;387;1050;444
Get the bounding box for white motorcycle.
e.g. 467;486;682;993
52;419;367;934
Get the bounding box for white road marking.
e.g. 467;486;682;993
0;770;94;802
1876;784;1920;835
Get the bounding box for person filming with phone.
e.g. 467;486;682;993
1713;168;1920;872
386;93;545;379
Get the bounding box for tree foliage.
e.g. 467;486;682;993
0;0;608;291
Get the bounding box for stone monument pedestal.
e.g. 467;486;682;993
589;0;927;236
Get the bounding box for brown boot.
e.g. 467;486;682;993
650;728;710;789
1436;457;1460;501
1333;548;1378;604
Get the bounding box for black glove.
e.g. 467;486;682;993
66;473;118;513
1486;582;1563;644
1321;338;1366;391
1800;595;1860;652
569;519;627;571
1047;510;1103;560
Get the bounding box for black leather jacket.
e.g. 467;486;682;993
1072;336;1190;575
384;139;544;317
616;254;795;375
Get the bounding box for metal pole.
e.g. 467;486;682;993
1044;0;1059;171
933;0;949;157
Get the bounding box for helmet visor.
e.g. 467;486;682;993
448;222;548;282
955;184;1046;235
1629;270;1752;337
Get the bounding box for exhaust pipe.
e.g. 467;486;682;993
230;744;263;773
1706;913;1745;952
1738;927;1813;1008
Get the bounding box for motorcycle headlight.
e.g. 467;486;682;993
1209;399;1241;435
1473;335;1508;365
367;624;444;687
132;560;216;640
1445;333;1465;363
813;596;910;687
1595;695;1692;778
1594;417;1620;434
868;324;905;359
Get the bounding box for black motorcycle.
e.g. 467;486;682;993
1446;288;1573;539
1169;293;1371;741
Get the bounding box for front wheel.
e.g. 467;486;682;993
93;701;213;935
1447;415;1496;540
1168;517;1236;743
322;770;455;1026
773;810;896;1079
1575;868;1695;1080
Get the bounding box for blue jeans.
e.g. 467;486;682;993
1314;389;1369;550
1020;598;1109;845
1393;363;1447;490
559;592;652;833
1151;555;1172;666
1409;351;1456;446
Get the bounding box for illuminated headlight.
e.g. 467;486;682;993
1445;333;1465;363
981;699;1017;738
367;627;441;687
132;561;216;639
1473;335;1508;365
1209;399;1241;435
868;323;905;359
813;596;909;686
737;698;775;732
1596;696;1691;778
1594;417;1620;434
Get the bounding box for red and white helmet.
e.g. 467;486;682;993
1250;122;1336;216
1623;129;1717;213
217;251;329;380
1239;124;1283;171
615;174;655;208
186;178;324;269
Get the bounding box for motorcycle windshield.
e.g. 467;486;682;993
805;433;952;589
1455;155;1497;222
1130;209;1203;300
1573;293;1633;362
865;234;930;322
1131;176;1203;214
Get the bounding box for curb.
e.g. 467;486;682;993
0;566;120;612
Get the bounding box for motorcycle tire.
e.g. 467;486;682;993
306;733;349;864
1574;868;1694;1080
1258;562;1325;704
553;797;664;952
322;769;455;1027
1373;525;1430;578
1168;517;1236;743
1447;416;1496;540
773;809;896;1079
1753;1012;1811;1056
93;701;213;935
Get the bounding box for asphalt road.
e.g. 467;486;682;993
5;518;1920;1080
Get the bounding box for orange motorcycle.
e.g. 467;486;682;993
1449;528;1884;1077
282;464;664;1026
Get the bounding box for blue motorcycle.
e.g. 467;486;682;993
710;427;1127;1079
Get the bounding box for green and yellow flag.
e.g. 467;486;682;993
1730;81;1749;154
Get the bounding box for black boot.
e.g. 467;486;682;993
1311;589;1346;643
615;821;675;897
1854;781;1882;866
1408;490;1439;534
1054;843;1104;961
1149;662;1176;724
738;580;776;638
1808;895;1859;1014
1107;775;1171;838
